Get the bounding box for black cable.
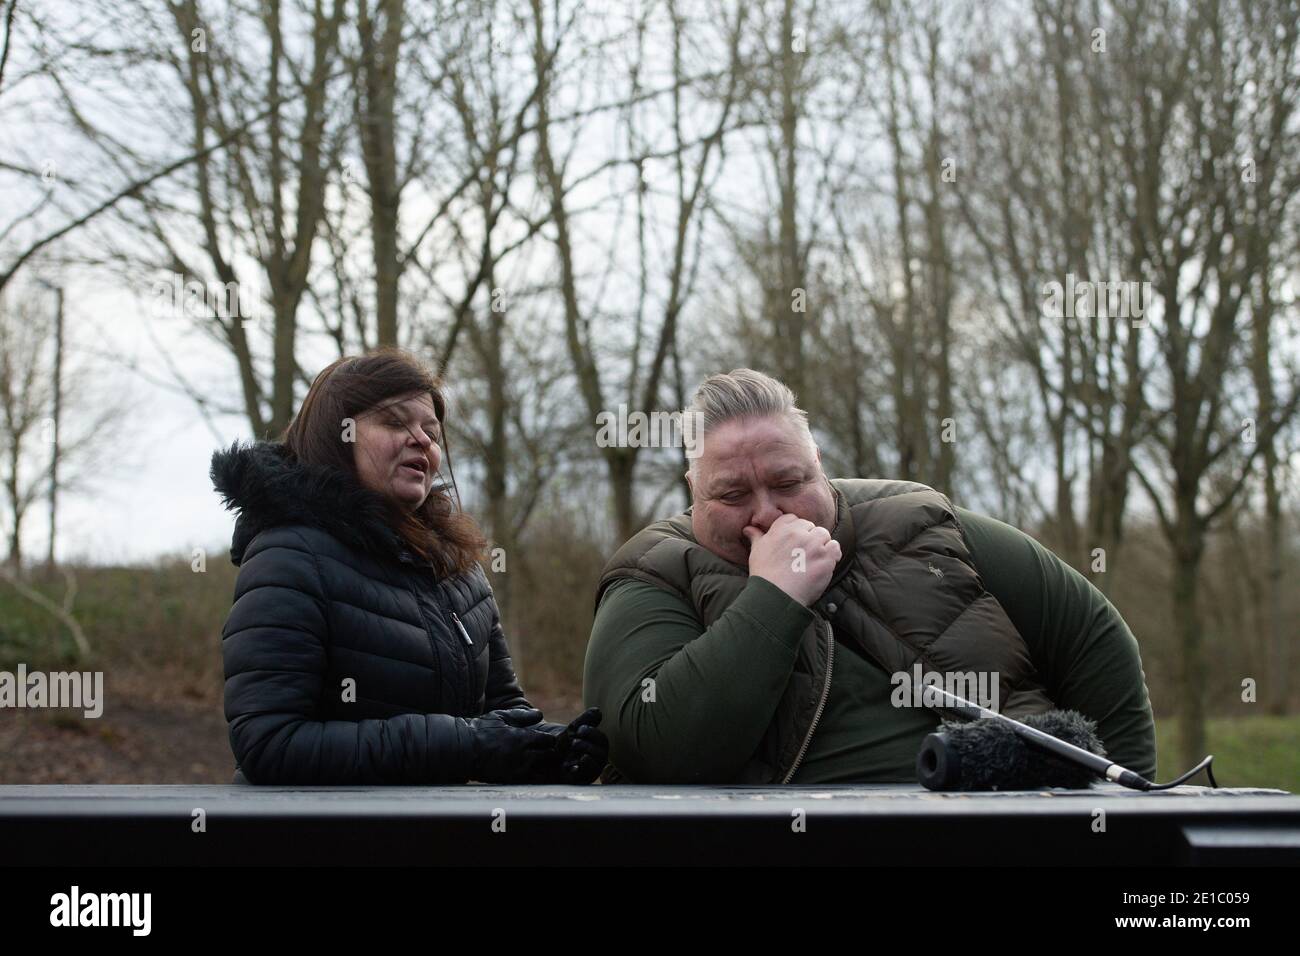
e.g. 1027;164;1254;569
1137;755;1218;791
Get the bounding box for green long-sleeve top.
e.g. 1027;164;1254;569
582;507;1158;784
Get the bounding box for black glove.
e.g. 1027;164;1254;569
537;707;609;785
466;707;560;783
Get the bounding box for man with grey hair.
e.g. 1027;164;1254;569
582;368;1156;784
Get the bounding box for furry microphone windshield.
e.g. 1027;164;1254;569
916;709;1107;791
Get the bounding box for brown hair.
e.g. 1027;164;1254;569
280;347;487;577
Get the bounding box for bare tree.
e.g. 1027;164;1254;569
0;286;125;571
529;0;749;539
1120;0;1300;766
953;0;1149;582
34;0;349;438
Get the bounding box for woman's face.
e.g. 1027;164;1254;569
352;391;442;510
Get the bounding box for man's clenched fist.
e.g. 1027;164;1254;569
742;512;841;606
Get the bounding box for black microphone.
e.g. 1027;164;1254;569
915;686;1217;791
916;708;1106;790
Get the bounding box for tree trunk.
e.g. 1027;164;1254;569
357;0;404;346
608;450;638;544
1173;518;1207;774
770;0;806;399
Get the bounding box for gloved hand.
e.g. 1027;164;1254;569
537;707;608;785
466;707;560;783
532;720;571;739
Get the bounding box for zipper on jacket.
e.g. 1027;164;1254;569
442;607;475;717
450;611;473;647
781;616;835;785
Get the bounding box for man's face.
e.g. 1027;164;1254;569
352;391;442;510
686;414;836;567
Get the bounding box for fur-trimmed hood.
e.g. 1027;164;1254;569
210;440;406;566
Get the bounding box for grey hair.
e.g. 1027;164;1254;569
684;368;817;477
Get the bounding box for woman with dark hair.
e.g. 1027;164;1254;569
210;348;607;785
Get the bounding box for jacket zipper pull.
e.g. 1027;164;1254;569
451;611;473;646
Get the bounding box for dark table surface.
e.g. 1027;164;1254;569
2;783;1296;865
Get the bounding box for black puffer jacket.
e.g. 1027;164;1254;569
210;439;533;784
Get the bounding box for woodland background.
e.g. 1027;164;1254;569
0;0;1295;786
